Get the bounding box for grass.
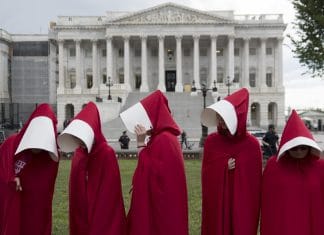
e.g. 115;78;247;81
52;159;202;235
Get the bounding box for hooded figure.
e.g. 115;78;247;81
0;103;59;235
261;110;324;235
200;88;262;235
58;102;126;235
120;90;188;235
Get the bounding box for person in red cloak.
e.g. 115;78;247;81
120;90;189;235
0;103;59;235
58;101;126;235
261;109;324;235
200;88;262;235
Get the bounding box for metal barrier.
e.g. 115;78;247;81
115;150;202;159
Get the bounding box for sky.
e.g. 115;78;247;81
0;0;323;110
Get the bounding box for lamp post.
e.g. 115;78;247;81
226;76;232;96
192;80;218;147
106;76;113;100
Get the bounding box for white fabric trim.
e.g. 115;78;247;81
120;102;152;134
277;136;322;160
200;99;237;135
15;116;58;162
58;119;94;153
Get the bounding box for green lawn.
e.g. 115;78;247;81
52;159;202;235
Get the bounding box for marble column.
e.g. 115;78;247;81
106;36;113;84
227;35;235;83
58;39;65;93
243;37;250;88
275;37;284;91
157;35;166;91
140;35;149;92
175;35;183;92
92;39;98;90
210;35;217;89
260;37;267;89
124;36;131;91
193;35;200;89
75;39;82;92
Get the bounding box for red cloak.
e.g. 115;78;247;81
261;155;324;235
0;104;59;235
201;88;262;235
261;110;324;235
125;90;188;235
69;143;126;235
63;102;126;235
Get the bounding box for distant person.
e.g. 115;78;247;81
262;124;279;159
120;90;188;235
119;130;130;149
0;103;59;235
58;102;126;235
181;130;189;149
261;110;324;235
200;88;262;235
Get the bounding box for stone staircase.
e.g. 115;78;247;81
101;91;216;141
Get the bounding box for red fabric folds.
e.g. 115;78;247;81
68;102;126;235
261;155;324;235
0;103;59;235
202;133;262;235
126;90;188;235
201;88;262;235
127;132;188;235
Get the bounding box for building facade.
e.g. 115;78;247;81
1;3;286;132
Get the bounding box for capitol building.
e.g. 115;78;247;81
0;3;286;137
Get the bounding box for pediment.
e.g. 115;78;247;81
108;3;232;25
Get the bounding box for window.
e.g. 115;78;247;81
200;48;207;56
217;72;224;83
85;49;92;57
68;73;76;88
102;49;106;57
249;73;256;87
233;73;240;83
102;74;107;84
118;48;124;57
266;47;272;55
135;47;141;57
86;74;93;88
217;48;223;56
151;48;158;57
167;49;174;61
266;73;272;87
234;48;240;56
249;48;257;55
69;48;76;57
183;48;191;57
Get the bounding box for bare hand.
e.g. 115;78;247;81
228;158;235;170
14;177;22;191
134;124;147;146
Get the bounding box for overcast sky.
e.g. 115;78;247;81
1;0;323;110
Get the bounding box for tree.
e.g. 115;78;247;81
289;0;324;77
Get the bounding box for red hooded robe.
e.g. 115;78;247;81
201;88;262;235
0;104;59;235
58;101;126;235
261;110;324;235
124;90;189;235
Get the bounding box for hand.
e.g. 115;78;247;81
134;124;147;147
14;177;22;191
228;158;235;170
